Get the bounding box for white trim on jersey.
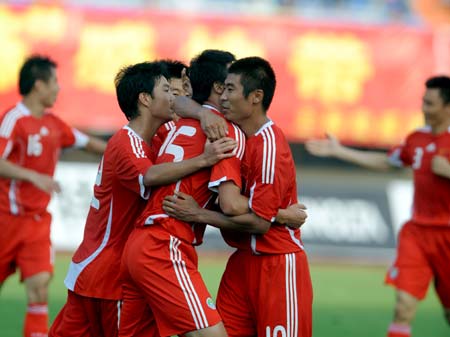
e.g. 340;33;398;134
138;174;150;200
164;121;176;131
287;227;304;250
387;148;404;168
208;176;229;193
144;214;168;225
71;128;89;148
285;253;298;337
0;103;29;138
231;124;245;160
123;126;146;158
2;140;13;159
170;236;209;329
8;180;19;215
260;127;276;184
64;198;114;291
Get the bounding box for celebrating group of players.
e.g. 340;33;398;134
1;49;450;337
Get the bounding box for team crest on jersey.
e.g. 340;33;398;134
206;297;216;310
426;142;436;152
40;126;49;136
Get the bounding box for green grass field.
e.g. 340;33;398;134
0;253;448;337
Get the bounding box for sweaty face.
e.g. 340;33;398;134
422;89;450;129
152;76;174;121
220;73;251;125
38;68;60;108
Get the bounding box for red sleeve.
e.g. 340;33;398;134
115;133;154;199
208;123;245;192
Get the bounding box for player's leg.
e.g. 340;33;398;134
49;290;93;337
216;250;256;337
429;227;450;326
121;227;223;337
250;251;313;337
385;222;432;337
20;212;54;337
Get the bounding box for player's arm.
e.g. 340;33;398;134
0;158;60;194
217;181;306;228
163;191;270;234
172;96;228;141
143;137;237;186
84;135;107;154
431;155;450;179
305;134;391;171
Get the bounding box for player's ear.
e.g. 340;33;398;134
138;92;152;107
213;81;225;95
252;89;263;104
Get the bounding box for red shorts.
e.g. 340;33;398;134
385;221;450;308
0;212;53;283
49;290;120;337
119;226;221;337
217;249;313;337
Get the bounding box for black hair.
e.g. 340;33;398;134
227;56;276;112
425;76;450;105
188;49;235;104
19;55;57;96
114;61;168;121
161;59;187;80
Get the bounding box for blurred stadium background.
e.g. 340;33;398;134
1;0;449;336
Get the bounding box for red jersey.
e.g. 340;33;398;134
135;105;245;245
388;126;450;226
64;126;158;300
0;102;88;216
222;120;302;254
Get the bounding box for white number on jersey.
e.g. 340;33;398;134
159;125;196;162
412;147;423;170
27;134;43;157
266;325;287;337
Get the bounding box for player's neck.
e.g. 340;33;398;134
204;99;220;111
239;113;270;137
431;121;450;135
21;96;46;118
128;115;162;142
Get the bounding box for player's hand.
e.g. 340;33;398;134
29;172;61;194
431;155;450;178
199;108;228;141
203;138;237;166
163;191;201;222
276;203;307;229
305;133;341;157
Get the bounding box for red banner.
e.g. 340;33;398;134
0;4;439;147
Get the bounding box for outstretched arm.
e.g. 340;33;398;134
84;136;107;154
431;155;450;179
305;134;391;171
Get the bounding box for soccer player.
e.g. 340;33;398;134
162;57;312;337
119;49;245;337
49;61;237;337
0;55;107;337
305;76;450;337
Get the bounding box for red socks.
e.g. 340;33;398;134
387;323;411;337
24;302;48;337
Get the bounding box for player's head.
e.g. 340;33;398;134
221;56;276;124
188;49;236;104
160;59;189;97
19;55;60;107
423;76;450;128
115;61;173;122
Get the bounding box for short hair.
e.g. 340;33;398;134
228;57;276;112
114;61;168;121
188;49;236;104
161;59;187;80
426;76;450;105
19;55;57;96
